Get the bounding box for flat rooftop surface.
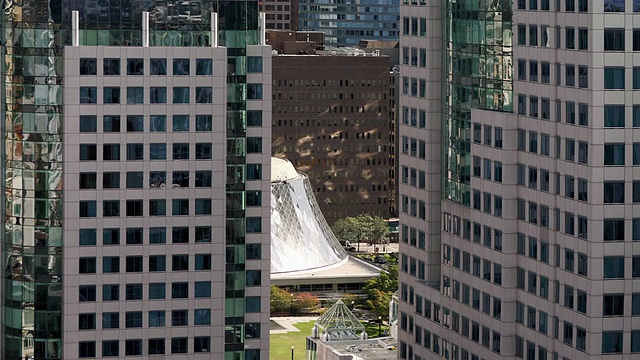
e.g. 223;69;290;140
271;255;381;281
319;338;397;360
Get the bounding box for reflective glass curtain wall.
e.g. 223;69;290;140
297;0;400;47
2;0;66;358
2;1;259;359
443;0;512;204
218;1;260;359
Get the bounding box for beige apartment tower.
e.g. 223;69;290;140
398;0;640;359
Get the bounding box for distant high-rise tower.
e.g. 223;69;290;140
297;0;400;47
398;0;640;359
1;1;271;359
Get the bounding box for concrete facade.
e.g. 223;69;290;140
59;45;271;359
398;1;640;359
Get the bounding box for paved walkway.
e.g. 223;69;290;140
270;316;318;335
352;243;399;253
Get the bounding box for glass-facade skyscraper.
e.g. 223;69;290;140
2;1;271;359
399;0;640;359
297;0;400;47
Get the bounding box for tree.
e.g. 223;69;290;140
365;288;392;317
270;286;290;314
331;214;389;250
293;292;320;312
355;214;389;246
331;217;360;244
341;293;360;308
363;263;398;316
363;263;397;295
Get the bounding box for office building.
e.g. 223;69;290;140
272;48;393;224
2;1;271;359
297;0;400;47
266;29;326;53
261;0;299;30
398;0;640;359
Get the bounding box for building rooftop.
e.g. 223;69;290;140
271;255;381;282
308;337;397;360
356;40;400;49
275;47;388;58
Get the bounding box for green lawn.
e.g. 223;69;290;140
270;319;389;359
363;320;388;338
270;321;315;360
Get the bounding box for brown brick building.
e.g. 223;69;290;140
272;50;394;224
260;0;298;30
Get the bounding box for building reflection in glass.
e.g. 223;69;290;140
443;0;513;205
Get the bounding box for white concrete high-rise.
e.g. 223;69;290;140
1;2;272;359
398;0;640;359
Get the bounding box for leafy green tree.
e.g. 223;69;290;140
356;214;389;246
332;214;389;249
270;286;290;314
341;293;360;308
364;263;397;295
331;217;360;244
366;288;392;317
363;263;398;316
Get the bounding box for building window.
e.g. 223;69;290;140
604;181;625;203
602;332;623;353
103;115;120;132
126;144;143;161
103;58;120;75
604;105;625;127
149;256;166;271
604;28;625;51
195;87;213;103
195;281;211;298
171;338;188;354
79;257;96;274
80;58;97;75
172;199;189;216
605;0;625;12
172;144;190;160
246;57;262;73
102;312;119;329
195;171;212;188
171;310;188;326
79;173;97;189
79;342;96;358
196;58;213;75
578;28;588;49
195;337;211;353
102;340;119;356
150;58;167;75
248;83;263;99
173;87;190;103
79;229;96;246
173;59;190;75
173;227;189;243
604;257;625;278
127;58;143;75
103;87;120;104
150;87;167;103
148;339;165;355
80;87;97;103
125;284;143;300
604;67;625;89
